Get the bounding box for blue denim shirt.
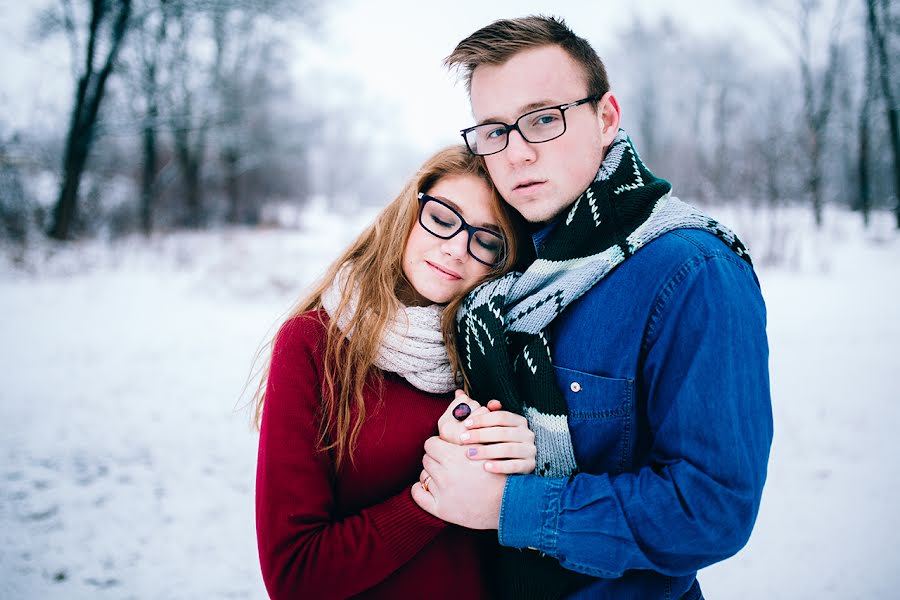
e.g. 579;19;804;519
498;224;773;599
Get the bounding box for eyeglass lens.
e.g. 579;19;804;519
419;199;504;266
465;107;566;155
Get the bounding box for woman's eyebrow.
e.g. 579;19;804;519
478;222;502;233
431;195;502;233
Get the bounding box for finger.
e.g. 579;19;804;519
441;394;480;418
459;425;534;445
419;469;430;485
484;459;536;475
424;435;455;457
448;393;480;411
465;442;536;461
439;397;482;438
437;420;466;445
470;405;490;419
466;411;529;430
455;389;466;398
486;399;503;411
423;454;440;474
411;482;439;514
454;406;488;431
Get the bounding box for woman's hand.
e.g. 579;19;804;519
437;390;497;445
434;390;536;475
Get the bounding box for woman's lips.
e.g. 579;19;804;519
426;260;462;280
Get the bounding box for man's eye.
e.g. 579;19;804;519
531;113;559;127
485;126;507;140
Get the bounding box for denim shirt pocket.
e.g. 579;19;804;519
553;365;634;475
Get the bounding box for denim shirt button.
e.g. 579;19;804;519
570;381;582;393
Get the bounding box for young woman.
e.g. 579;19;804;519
253;146;534;599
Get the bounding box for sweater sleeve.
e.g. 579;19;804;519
255;315;447;600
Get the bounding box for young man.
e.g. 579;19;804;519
412;16;773;600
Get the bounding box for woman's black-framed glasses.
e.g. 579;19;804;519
460;95;600;156
416;193;506;267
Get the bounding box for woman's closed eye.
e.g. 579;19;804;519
474;234;503;252
429;213;457;230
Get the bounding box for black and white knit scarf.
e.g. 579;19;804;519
455;129;751;598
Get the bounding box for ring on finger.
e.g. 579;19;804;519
452;402;472;422
422;476;432;493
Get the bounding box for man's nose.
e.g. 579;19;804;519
504;129;537;165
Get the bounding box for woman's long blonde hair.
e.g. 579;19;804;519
251;145;519;470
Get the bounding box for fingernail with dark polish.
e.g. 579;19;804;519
453;402;472;421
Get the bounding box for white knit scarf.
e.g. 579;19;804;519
321;266;457;394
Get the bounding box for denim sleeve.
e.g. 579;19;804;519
498;254;773;578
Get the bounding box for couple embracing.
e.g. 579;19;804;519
253;15;772;600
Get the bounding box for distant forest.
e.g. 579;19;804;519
1;0;897;245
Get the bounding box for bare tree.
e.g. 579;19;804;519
0;136;30;244
857;1;876;226
158;0;319;228
617;18;683;171
867;0;900;228
47;0;133;240
761;0;848;227
166;2;207;228
133;0;172;235
210;8;280;225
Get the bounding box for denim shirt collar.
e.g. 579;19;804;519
531;216;562;255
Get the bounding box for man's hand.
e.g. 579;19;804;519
411;436;506;530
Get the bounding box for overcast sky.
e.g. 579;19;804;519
300;0;791;153
1;1;792;153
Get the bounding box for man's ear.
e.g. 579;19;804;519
597;92;621;147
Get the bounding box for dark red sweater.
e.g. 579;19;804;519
256;312;492;599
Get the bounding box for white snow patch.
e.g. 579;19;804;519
1;205;897;598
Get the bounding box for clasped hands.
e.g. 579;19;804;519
411;390;536;530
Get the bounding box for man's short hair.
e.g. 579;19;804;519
445;15;610;103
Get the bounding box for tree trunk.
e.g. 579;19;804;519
169;5;207;230
857;108;871;228
803;64;826;228
175;131;203;229
889;107;900;229
858;2;875;228
140;106;157;236
139;1;170;237
810;132;824;227
51;81;91;240
868;0;900;228
185;159;201;228
48;0;132;240
224;148;240;224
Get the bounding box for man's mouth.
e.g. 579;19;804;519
426;261;462;280
514;180;546;191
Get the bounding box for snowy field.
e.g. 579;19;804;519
1;203;898;599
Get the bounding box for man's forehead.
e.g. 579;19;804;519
468;46;586;122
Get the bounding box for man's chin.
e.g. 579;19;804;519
510;199;568;225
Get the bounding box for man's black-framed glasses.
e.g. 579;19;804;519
460;95;600;156
416;193;506;267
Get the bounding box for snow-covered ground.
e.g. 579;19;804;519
1;204;897;599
